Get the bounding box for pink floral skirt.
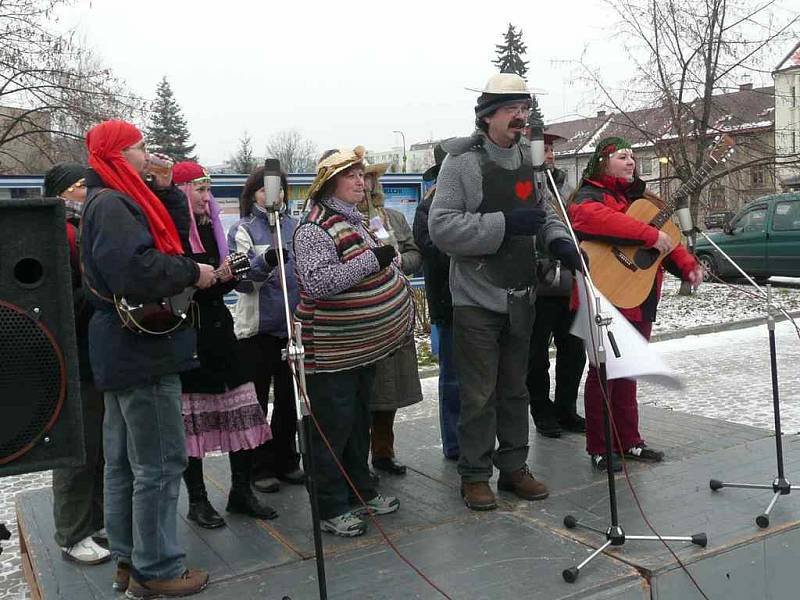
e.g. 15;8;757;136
182;382;271;458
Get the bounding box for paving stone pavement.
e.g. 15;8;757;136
2;320;799;598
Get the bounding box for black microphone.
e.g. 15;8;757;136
675;195;696;251
263;158;282;229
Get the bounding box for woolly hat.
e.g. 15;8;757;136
43;163;85;197
173;162;211;185
583;136;633;179
307;145;366;200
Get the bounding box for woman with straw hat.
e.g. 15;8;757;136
292;146;414;537
359;161;423;476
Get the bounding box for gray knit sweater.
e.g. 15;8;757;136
428;132;570;314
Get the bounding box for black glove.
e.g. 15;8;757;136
371;245;396;269
264;248;289;268
549;239;584;273
504;207;547;237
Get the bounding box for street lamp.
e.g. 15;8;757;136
392;130;407;173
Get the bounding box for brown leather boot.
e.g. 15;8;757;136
460;481;497;511
112;562;130;592
125;568;209;599
498;466;549;501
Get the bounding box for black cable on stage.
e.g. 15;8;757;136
578;274;712;600
286;330;455;600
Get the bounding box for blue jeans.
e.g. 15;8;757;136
436;323;461;458
103;375;187;582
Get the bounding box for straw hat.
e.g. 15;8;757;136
307;145;366;200
364;160;391;178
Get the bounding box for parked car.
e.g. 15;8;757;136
694;192;800;282
704;210;735;230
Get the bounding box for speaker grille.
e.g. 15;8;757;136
0;301;65;464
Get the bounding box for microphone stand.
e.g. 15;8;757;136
266;205;328;599
544;170;706;583
698;229;800;528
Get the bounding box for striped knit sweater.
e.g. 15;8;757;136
293;199;414;374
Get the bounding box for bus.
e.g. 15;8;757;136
0;172;431;235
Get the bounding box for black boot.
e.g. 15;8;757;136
188;498;226;529
227;449;278;520
183;458;226;529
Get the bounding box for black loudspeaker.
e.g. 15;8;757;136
0;197;85;476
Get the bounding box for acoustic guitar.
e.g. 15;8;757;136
115;252;250;335
580;135;735;308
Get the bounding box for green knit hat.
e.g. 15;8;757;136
583;136;632;179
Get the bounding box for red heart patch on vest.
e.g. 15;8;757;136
515;180;533;201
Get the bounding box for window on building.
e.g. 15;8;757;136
792;86;797;109
708;184;726;210
750;165;766;187
638;157;653;176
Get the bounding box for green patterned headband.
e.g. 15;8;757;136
583;136;633;179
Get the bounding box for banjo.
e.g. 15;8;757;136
114;252;250;335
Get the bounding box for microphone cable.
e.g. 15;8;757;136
287;330;455;600
578;276;711;600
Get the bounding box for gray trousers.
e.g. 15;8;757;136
52;381;105;547
453;303;533;482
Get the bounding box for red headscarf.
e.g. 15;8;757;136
86;120;183;255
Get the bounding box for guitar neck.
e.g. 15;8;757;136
669;156;720;209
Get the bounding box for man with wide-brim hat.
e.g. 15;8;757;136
429;72;583;511
292;147;413;537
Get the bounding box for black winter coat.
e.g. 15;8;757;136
179;223;251;394
413;186;453;326
81;169;200;391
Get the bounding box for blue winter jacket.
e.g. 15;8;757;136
226;206;300;340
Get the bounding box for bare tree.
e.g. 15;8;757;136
226;131;258;174
264;129;318;173
0;0;146;172
576;0;800;292
586;0;800;203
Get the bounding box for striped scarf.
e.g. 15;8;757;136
295;202;413;374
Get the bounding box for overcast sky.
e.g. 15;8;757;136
54;0;793;166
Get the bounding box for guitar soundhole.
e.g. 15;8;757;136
633;247;660;269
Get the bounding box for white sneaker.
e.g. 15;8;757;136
92;527;108;545
61;535;111;565
354;493;400;516
320;511;367;537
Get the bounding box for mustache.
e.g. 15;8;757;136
509;118;526;129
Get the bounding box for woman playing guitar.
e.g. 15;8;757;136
567;137;703;472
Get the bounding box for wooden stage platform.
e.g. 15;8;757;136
15;405;800;599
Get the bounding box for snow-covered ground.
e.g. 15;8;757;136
650;276;800;334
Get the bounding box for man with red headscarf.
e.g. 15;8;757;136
80;120;214;597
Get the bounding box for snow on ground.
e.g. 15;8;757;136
645;276;800;335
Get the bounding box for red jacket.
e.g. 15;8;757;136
567;176;697;322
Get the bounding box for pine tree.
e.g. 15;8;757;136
492;23;529;78
145;76;196;161
530;94;545;123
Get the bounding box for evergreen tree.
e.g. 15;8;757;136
145;76;196;161
530;94;545;124
492;23;529;78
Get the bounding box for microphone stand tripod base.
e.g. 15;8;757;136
706;281;798;530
